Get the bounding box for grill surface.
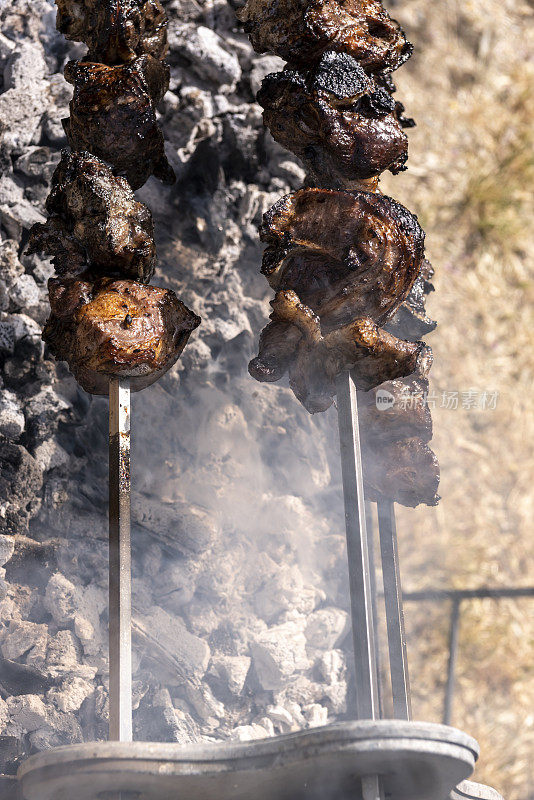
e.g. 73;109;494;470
18;720;478;800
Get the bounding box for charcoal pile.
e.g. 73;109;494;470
0;0;430;764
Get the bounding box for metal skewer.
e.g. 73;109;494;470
109;377;133;743
377;499;412;720
365;501;383;717
336;370;383;800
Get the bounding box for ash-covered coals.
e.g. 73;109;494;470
0;0;355;759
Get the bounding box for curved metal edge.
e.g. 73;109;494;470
452;780;505;800
18;720;479;778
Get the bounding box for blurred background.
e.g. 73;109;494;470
0;0;532;797
380;1;534;794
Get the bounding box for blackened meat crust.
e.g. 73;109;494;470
237;0;413;73
63;56;174;190
55;0;168;64
43;276;200;395
27;150;156;282
258;52;409;184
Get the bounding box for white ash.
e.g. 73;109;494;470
0;0;355;769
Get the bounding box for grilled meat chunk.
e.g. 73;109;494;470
55;0;168;63
248;319;303;383
237;0;412;73
63;55;174;190
361;437;440;507
250;289;428;412
260;188;425;329
43;276;200;394
27;150;156;282
385;258;436;341
258;52;409;185
357;349;433;444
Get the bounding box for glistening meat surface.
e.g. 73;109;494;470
55;0;168;63
237;0;413;72
63;55;175;190
27;150;156;282
43;276;200;394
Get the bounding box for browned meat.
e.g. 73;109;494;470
258;52;409;186
361;437;440;507
260;188;425;329
43;276;200;394
357;349;433;444
27;150;156;282
237;0;412;73
253;289;428;412
385;258;436;341
56;0;168;63
63;56;174;190
248;319;303;383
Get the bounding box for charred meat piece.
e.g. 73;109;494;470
385;258;436;341
258;52;409;185
260;188;425;330
237;0;412;73
27;150;156;282
357;349;433;444
251;289;429;413
56;0;168;63
361;437;440;507
63;55;174;190
43;276;200;394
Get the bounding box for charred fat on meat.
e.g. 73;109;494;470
258;52;409;186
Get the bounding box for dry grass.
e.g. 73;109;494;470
378;1;534;796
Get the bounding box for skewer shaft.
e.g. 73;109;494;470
365;501;383;718
377;499;411;720
336;371;380;721
109;377;133;743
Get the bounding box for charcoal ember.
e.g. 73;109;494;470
42;275;201;395
63;56;175;190
167;23;242;89
0;736;24;776
0;443;43;535
27;150;157;282
362;436;440;507
0;657;55;697
385;258;437;341
237;0;413;74
55;0;168;63
258;52;409;185
255;289;428;413
259;188;425;329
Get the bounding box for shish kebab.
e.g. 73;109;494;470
239;0;439;508
27;0;201;741
238;0;438;768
